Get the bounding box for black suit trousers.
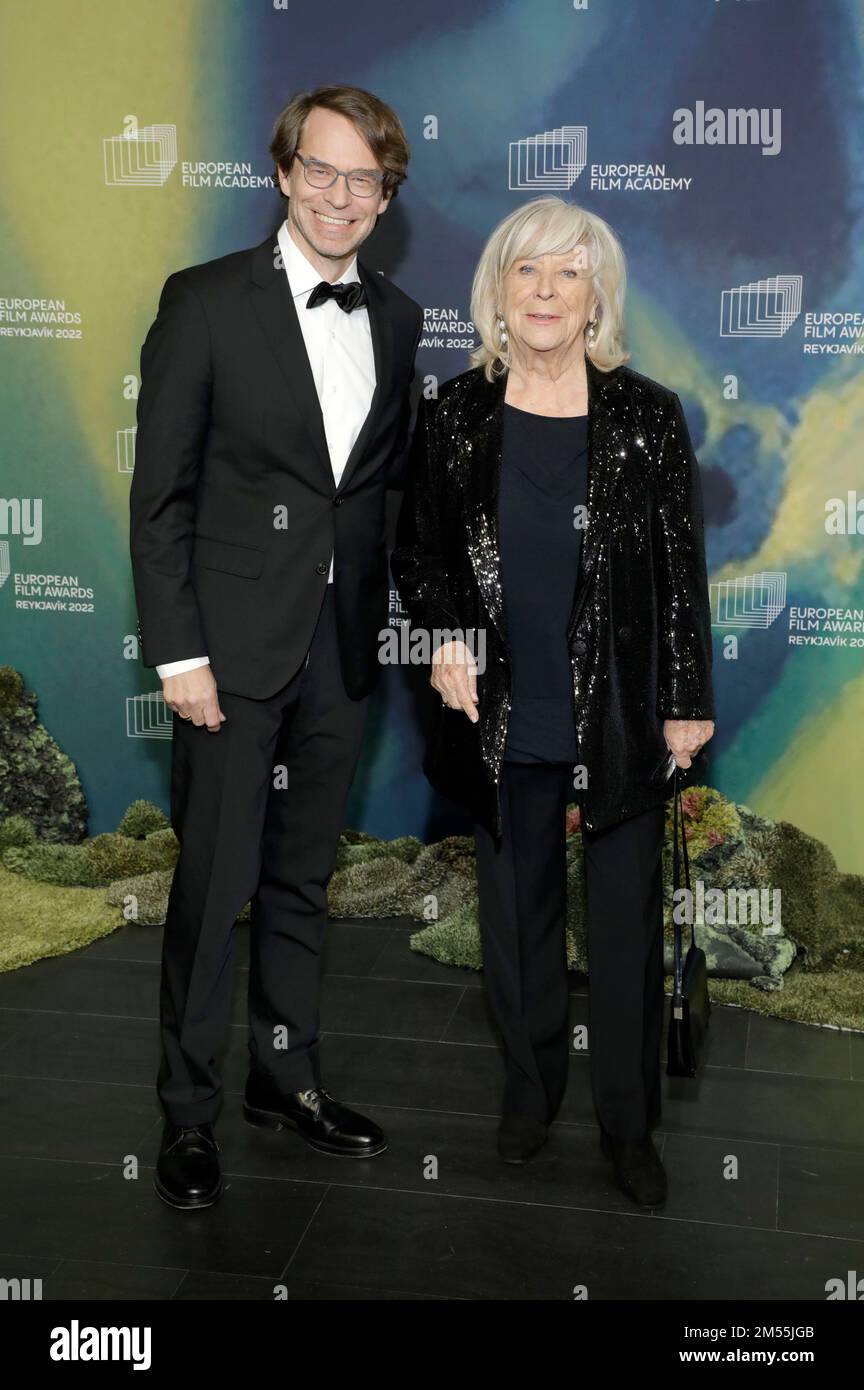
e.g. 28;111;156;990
473;759;666;1138
158;587;370;1126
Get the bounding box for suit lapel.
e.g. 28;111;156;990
336;261;393;495
569;353;631;635
459;353;630;649
460;370;509;644
248;233;332;487
246;234;392;493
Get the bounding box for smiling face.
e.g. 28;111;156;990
499;248;598;360
276;105;392;279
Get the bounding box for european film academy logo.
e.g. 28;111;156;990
126;692;172;740
116;427;136;474
509;126;588;191
0;540;10;591
720;275;803;338
710;572;787;629
103;120;178;186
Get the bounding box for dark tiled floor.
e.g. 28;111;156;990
0;917;861;1301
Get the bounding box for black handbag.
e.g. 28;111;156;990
666;765;711;1076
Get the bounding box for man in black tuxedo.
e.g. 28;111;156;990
130;86;423;1209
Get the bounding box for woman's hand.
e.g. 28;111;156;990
431;640;480;723
663;718;714;768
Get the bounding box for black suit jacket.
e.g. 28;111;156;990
391;356;715;836
130;231;423;700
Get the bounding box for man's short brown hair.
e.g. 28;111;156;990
270;84;410;201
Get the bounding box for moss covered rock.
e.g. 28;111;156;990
87;786;863;1008
0;814;37;849
117;800;170;839
4;827;179;887
0;667;87;843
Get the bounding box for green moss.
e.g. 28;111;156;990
116;800;170;839
105;868;175;926
339;828;379;845
395;789;864;1009
83;831;179;884
3;841;97;886
142;826;179;851
336;834;424;869
1;737;859;1030
0;865;122;972
705;965;864;1031
410;903;483;968
0;666;24;716
0;814;36;849
0;666;88;842
5;828;179;887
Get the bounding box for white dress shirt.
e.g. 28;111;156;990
156;219;377;679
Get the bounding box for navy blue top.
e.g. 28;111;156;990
497;403;589;764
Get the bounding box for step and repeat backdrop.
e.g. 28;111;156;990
1;0;862;869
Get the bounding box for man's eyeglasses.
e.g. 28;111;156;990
292;151;385;199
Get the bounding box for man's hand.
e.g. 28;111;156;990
431;640;479;723
162;665;226;733
663;718;714;768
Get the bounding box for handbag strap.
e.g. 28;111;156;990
671;764;696;1001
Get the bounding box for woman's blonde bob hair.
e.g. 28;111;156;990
469;196;630;382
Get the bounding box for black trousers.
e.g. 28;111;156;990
473;759;666;1139
158;588;370;1127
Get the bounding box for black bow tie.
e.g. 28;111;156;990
306;279;368;313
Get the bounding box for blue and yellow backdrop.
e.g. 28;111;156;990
1;0;862;870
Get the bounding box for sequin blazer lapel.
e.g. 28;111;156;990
452;355;632;653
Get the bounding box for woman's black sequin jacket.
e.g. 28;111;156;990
390;353;715;837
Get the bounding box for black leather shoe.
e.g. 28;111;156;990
154;1123;222;1210
498;1114;549;1164
600;1126;667;1209
243;1075;387;1158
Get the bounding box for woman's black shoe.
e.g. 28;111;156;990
600;1127;667;1208
154;1123;223;1209
498;1114;549;1164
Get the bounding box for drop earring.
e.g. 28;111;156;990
496;313;508;346
586;315;597;348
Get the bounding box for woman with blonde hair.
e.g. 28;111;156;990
391;196;715;1209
